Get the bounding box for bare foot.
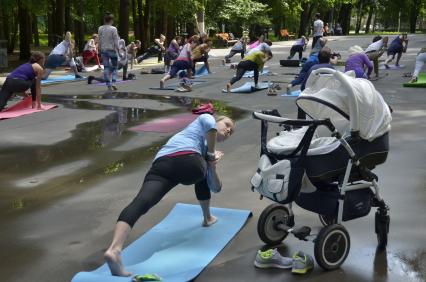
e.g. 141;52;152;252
160;80;165;89
104;249;132;277
226;83;231;93
202;215;218;227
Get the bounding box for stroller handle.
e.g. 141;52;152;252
252;111;336;131
310;68;360;135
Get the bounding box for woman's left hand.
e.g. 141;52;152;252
209;151;224;165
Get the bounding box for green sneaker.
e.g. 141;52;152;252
132;273;162;281
292;251;314;274
254;248;293;269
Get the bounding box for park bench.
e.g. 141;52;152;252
280;29;295;41
216;33;239;47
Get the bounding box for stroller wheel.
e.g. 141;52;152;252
318;214;337;226
314;224;350;270
375;209;390;250
257;204;290;245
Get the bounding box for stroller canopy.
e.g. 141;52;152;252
296;69;392;141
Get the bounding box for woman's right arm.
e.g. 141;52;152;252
34;63;44;109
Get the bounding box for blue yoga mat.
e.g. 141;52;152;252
42;75;85;85
194;65;210;78
242;68;269;78
222;82;270;93
71;203;251;282
280;90;301;97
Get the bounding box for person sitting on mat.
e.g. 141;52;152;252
222;36;247;64
160;36;198;89
288;36;308;61
345;45;373;79
137;34;166;63
88;39;132;84
225;49;273;93
103;114;235;277
409;46;426;83
83;34;102;70
384;34;408;69
365;36;388;78
164;36;182;73
192;39;213;74
0;51;45;111
43;31;82;80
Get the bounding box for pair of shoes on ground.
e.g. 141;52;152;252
254;248;314;274
409;76;418;83
107;85;118;91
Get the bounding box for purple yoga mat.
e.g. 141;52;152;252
129;112;198;133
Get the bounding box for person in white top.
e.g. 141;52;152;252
312;13;324;49
247;40;272;55
42;31;82;80
98;13;120;91
83;34;101;69
365;36;389;78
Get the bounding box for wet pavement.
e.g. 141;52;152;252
1;35;426;281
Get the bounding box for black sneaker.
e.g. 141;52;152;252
87;76;95;84
75;74;83;79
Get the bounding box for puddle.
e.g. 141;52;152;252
0;93;247;216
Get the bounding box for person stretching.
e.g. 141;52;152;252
83;34;102;69
43;31;82;80
365;36;389;78
192;39;213;74
288;36;308;61
127;40;141;69
247;40;272;55
225;50;272;93
0;51;45;111
384;34;408;68
160;36;198;89
223;36;247;64
88;39;130;84
345;45;373;79
409;47;426;83
137;34;166;63
164;36;182;73
103;114;235;276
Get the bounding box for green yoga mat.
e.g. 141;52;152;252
403;73;426;88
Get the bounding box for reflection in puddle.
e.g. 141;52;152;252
392;250;426;282
0;93;247;217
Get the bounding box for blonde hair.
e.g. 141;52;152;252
348;45;364;55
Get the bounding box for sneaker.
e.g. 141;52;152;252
292;251;314;274
87;76;95;84
384;64;390;69
409;77;418;83
75;74;83;79
254;248;293;269
111;84;118;91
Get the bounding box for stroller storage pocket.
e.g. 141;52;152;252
250;154;304;204
343;188;373;221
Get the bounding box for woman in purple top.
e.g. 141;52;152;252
0;51;45;111
164;36;182;73
288;36;308;60
345;45;373;79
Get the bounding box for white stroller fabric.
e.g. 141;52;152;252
267;127;340;156
296;69;392;141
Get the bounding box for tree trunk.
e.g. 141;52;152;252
74;0;85;52
142;0;151;49
355;0;364;34
18;1;31;60
298;2;311;37
137;0;143;42
166;15;174;42
65;0;72;32
409;0;420;33
56;0;65;44
33;14;40;46
119;0;130;43
365;4;374;34
132;0;139;41
196;9;205;34
339;3;352;35
48;0;55;46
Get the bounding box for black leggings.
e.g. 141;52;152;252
225;49;245;62
289;45;304;60
118;153;211;227
0;77;35;111
137;45;163;62
230;60;258;85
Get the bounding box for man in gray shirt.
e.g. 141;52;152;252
98;13;120;91
312;13;324;49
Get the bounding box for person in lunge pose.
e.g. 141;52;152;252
0;51;45;111
104;114;235;277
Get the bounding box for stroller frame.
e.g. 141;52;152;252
252;110;390;270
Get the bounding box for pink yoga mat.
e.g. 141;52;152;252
129;112;198;133
0;97;57;120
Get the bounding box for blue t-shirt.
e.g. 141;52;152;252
154;114;216;160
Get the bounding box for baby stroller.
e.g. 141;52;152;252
250;68;392;270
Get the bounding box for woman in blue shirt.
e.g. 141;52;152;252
104;114;235;277
384;34;408;68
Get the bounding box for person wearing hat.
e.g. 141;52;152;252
345;45;373;79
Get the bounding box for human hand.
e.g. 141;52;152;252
209;151;224;165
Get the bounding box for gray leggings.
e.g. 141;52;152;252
118;153;210;227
